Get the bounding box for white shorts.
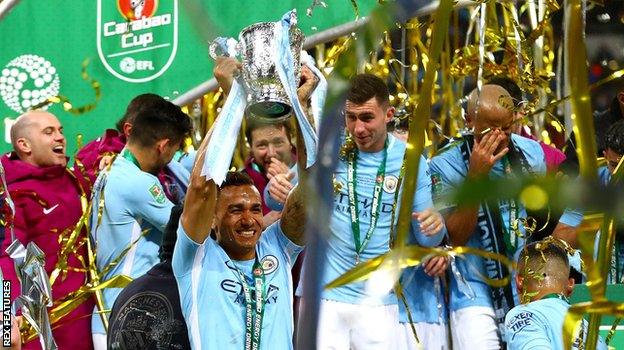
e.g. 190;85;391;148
316;298;399;350
450;306;501;350
93;333;107;350
397;321;449;350
397;322;449;350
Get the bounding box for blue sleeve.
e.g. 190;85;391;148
264;185;284;211
125;178;174;232
172;223;205;278
166;160;191;188
429;149;465;212
263;166;299;212
513;134;547;175
178;150;197;174
265;222;303;265
504;310;552;350
559;208;583;228
410;155;445;247
530;145;547;175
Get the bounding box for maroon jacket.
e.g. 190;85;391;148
75;129;181;203
74;129;126;191
520;127;566;173
0;153;94;350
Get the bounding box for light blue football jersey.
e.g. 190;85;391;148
90;151;174;334
557;166;623;283
505;297;607;350
322;134;445;305
398;266;447;324
429;134;546;312
558;166;611;228
172;221;303;350
263;164;299;212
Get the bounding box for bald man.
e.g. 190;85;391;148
429;85;546;349
1;111;94;350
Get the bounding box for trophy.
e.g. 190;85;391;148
210;18;304;121
202;11;317;186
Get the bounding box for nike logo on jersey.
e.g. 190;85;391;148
43;204;59;215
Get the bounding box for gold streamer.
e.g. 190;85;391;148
524;68;624;119
31;58;102;115
564;300;624;350
326;245;514;290
564;10;599;347
349;0;360;20
565;0;597;181
22;274;132;343
394;0;454;248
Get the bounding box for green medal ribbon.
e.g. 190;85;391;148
541;293;570;304
347;139;388;263
501;155;519;253
609;239;623;284
120;148;141;168
231;257;266;350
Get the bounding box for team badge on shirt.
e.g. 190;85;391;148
261;255;279;274
149;183;166;204
383;175;399;193
431;173;442;195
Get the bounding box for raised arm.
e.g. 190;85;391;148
279;65;318;245
552;223;578;248
180;128;217;244
446;131;508;246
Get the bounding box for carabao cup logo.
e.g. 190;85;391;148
97;0;177;83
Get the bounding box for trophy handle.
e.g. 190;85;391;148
209;37;238;60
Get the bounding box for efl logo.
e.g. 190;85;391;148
97;0;178;83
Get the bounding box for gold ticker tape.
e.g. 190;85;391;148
326;245;514;290
31;58;102;115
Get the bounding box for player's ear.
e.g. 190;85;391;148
565;277;575;296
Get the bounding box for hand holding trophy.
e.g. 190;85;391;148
202;10;318;186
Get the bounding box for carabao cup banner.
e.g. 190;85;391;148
0;0;375;156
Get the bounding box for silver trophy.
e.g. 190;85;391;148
210;19;304;120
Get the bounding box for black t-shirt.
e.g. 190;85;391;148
108;261;191;350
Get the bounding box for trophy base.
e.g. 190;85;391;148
247;101;292;121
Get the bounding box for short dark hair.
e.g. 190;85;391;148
487;76;523;102
159;205;183;262
518;239;570;276
115;93;163;132
346;74;390;107
605;120;624;155
127;94;192;147
244;118;293;145
219;171;255;193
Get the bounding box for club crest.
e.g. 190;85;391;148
260;255;279;275
97;0;178;82
383;175;399;193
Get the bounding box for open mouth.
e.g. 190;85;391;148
52;145;64;155
236;229;257;238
